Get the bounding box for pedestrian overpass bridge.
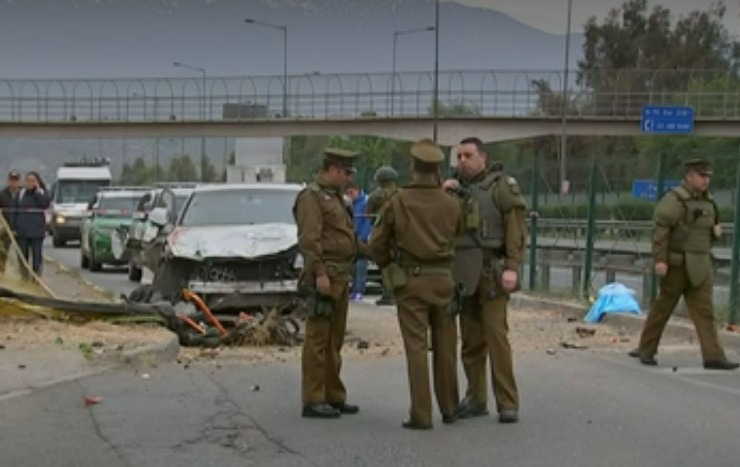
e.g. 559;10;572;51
1;68;739;145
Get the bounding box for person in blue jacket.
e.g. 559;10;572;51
345;181;371;301
16;171;51;275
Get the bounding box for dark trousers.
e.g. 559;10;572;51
17;237;44;275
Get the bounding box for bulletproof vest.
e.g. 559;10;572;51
667;186;716;254
455;170;505;251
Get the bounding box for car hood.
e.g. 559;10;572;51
92;217;133;228
167;223;298;261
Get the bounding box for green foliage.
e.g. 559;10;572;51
119;154;221;185
167;155;198;182
428;99;480;117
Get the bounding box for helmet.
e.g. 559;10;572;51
374;166;398;183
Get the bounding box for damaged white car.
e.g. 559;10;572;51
132;183;305;317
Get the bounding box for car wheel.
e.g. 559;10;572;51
52;234;65;248
89;248;102;272
128;263;142;282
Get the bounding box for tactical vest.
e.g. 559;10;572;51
667;186;716;254
455;171;505;251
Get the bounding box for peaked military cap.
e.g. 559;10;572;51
374;166;398;182
323;147;358;173
683;158;713;175
410;138;445;164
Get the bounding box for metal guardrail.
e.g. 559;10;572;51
530;218;734;233
1;68;739;122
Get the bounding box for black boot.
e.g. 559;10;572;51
302;403;340;419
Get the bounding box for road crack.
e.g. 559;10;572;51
74;381;135;467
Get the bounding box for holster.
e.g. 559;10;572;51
298;273;335;318
381;263;408;290
448;282;467;316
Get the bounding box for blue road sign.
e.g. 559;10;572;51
632;179;680;201
641;105;694;134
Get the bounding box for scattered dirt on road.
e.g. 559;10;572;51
181;300;698;367
0;257;173;362
0;317;172;353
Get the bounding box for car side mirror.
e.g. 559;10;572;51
148;207;169;227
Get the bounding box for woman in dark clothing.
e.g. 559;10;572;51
16;171;51;275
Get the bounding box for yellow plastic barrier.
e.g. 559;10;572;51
0;214;60;318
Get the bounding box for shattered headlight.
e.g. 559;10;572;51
293;253;304;269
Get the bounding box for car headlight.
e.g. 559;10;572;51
55;214;66;224
293;253;304;269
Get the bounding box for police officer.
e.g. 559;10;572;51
293;147;364;419
369;139;463;430
443;137;528;424
629;159;738;370
366;165;399;306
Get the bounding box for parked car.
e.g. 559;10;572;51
79;187;149;271
113;184;196;282
134;183;305;315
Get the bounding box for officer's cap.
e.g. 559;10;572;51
683;158;713;176
323;147;358;173
410;138;445;164
374;166;398;183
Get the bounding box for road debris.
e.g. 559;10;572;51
576;327;597;338
84;396;103;407
560;341;588;350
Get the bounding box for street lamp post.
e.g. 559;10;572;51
391;26;435;116
433;0;440;143
245;18;290;167
244;18;288;119
173;61;208;181
559;0;574;194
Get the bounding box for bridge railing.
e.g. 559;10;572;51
1;68;739;122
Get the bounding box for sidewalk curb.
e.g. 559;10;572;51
0;336;180;403
511;293;740;353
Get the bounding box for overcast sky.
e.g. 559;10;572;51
451;0;739;35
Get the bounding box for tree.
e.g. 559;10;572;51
200;154;218;182
577;0;740;116
167;155;198;182
428;99;480;117
119;156;160;185
326;135;401;189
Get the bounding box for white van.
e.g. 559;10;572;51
49;159;112;247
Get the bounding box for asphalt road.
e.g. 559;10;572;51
22;237;740;466
44;238;140;297
2;349;739;466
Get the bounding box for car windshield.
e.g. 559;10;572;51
55;180;110;204
96;195;142;216
179;188;297;227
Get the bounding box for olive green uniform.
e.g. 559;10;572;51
636;182;726;361
293;169;359;407
367;180;399;301
368;140;463;427
452;166;528;414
